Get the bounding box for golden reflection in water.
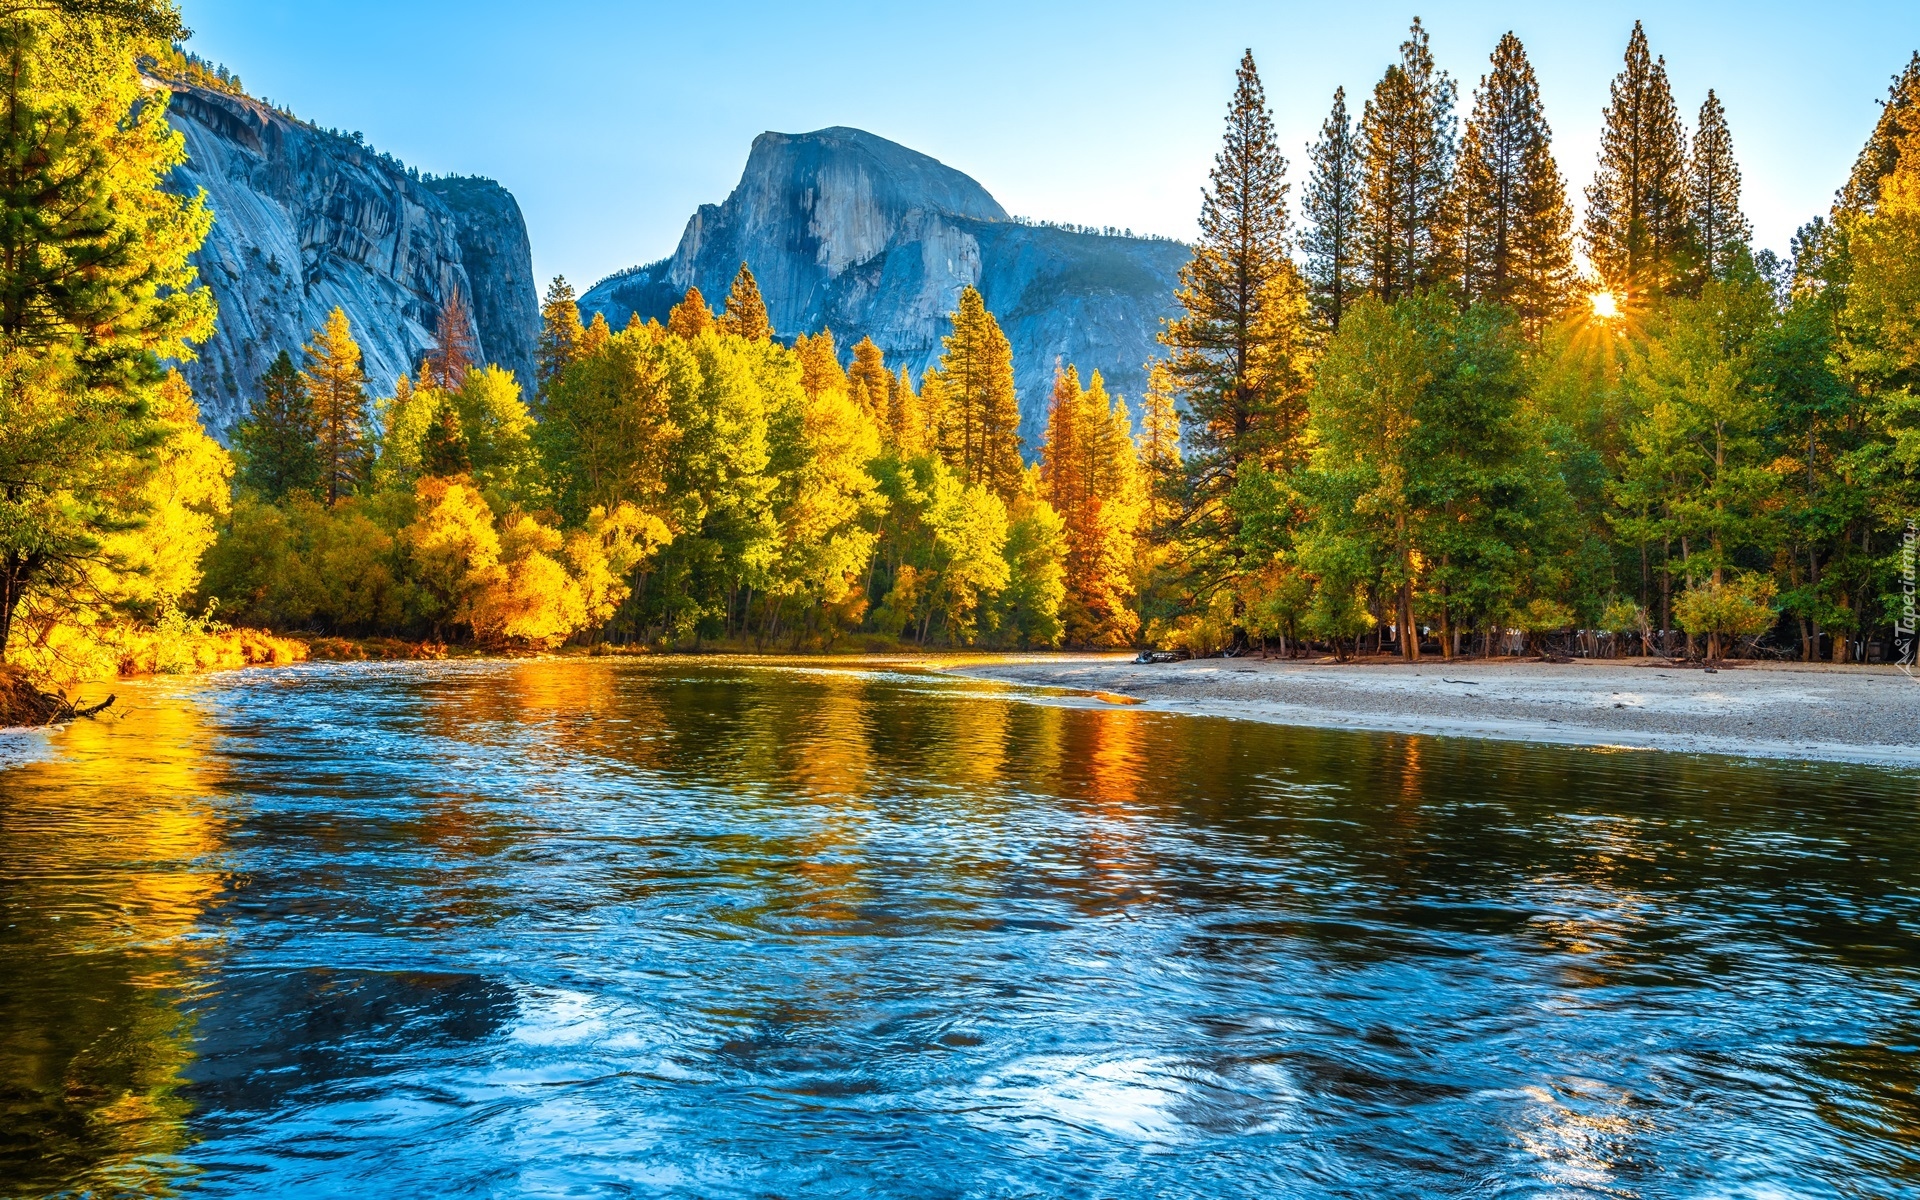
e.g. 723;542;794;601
0;687;229;1196
1071;707;1155;913
785;675;877;928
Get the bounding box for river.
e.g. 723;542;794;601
2;658;1917;1198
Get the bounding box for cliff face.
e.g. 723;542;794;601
162;84;539;433
580;128;1188;451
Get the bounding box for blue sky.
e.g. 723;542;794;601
178;2;1920;292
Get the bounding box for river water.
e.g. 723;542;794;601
2;658;1918;1198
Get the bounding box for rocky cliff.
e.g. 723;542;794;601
580;128;1188;450
161;83;539;433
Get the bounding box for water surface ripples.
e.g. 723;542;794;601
3;658;1919;1198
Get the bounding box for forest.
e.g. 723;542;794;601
6;1;1920;692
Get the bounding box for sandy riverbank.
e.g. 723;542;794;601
949;654;1920;767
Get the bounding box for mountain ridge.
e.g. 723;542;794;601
579;127;1188;450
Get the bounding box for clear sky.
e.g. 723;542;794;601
177;1;1920;292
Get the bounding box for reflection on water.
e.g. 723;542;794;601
3;658;1920;1197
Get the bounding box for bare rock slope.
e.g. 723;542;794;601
162;83;539;432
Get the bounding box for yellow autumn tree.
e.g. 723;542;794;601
716;264;772;341
1041;366;1143;645
931;286;1022;501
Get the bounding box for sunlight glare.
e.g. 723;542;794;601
1589;290;1621;320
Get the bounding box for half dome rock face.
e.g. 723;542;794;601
162;83;539;434
582;127;1187;451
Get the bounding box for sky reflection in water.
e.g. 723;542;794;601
2;658;1919;1198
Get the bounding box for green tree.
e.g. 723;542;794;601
1838;52;1920;217
1359;18;1458;302
0;5;215;662
303;307;371;504
1455;32;1576;336
1161;49;1307;562
1302;86;1364;334
1584;22;1692;300
535;275;583;401
1688;90;1753;282
231;350;320;500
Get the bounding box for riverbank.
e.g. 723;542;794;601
949;654;1920;766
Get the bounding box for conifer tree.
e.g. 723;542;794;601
793;329;847;399
933;286;1021;500
536;275;583;399
1584;22;1692;299
1303;87;1364;334
1688;90;1752;281
891;366;924;454
232;350;320;500
303;306;371;504
1041;366;1143;645
716;263;771;341
1161;49;1303;535
431;291;475;388
1359;18;1459;302
1839;53;1920;216
421;391;470;477
846;336;890;432
668;286;713;338
1455;32;1576;334
1135;363;1183;534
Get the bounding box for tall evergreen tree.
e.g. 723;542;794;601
793;329;848;399
1688;90;1752;281
303;306;371;504
891;366;923;454
536;275;583;400
1583;21;1692;299
716;264;771;341
1839;52;1920;217
1161;49;1303;537
933;286;1022;501
846;336;891;432
1358;18;1459;302
1455;32;1576;335
1303;87;1364;334
231;350;320;500
431;291;475;388
1135;363;1183;535
668;286;713;338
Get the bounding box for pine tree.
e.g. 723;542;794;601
1303;87;1364;334
1135;363;1183;534
1584;21;1692;299
891;366;924;454
420;391;470;477
431;291;475;387
1839;53;1920;216
232;350;320;500
303;306;371;504
1161;49;1301;529
933;286;1022;500
1688;90;1752;281
716;263;771;341
1359;18;1459;302
668;286;713;338
846;336;891;432
536;275;583;400
793;329;848;399
1455;32;1577;335
1041;366;1143;645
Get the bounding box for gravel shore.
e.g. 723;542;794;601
949;654;1920;767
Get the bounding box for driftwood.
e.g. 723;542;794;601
0;667;114;728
